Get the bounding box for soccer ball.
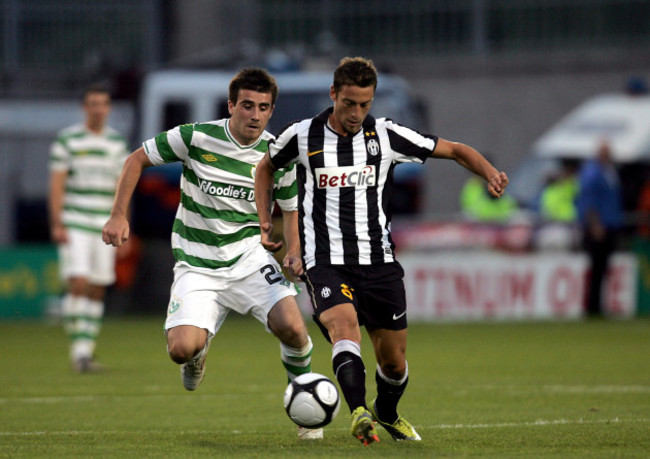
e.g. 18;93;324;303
284;373;340;428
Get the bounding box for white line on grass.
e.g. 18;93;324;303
0;396;99;404
450;385;650;397
3;385;649;406
2;418;648;437
0;430;219;437
454;385;650;394
430;417;650;429
542;385;650;394
0;393;277;405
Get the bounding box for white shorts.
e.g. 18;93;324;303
58;228;116;285
164;246;297;336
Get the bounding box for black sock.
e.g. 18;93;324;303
375;369;408;424
332;351;367;412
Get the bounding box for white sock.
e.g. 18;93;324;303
61;294;86;336
281;335;313;381
376;362;409;386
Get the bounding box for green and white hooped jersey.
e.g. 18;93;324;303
50;123;128;234
142;119;297;272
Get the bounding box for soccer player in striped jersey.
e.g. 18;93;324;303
255;57;509;445
102;68;322;439
49;84;129;373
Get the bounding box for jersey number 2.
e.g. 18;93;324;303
260;264;283;285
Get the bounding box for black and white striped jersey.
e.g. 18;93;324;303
269;107;437;270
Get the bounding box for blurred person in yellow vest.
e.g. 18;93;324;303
460;156;517;222
540;159;580;223
535;159;580;250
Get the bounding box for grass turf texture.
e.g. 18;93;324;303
1;316;649;457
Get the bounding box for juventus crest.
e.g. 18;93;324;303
366;138;380;156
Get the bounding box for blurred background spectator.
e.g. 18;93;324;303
577;141;624;316
535;158;580;251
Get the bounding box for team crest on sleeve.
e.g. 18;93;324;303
168;296;182;315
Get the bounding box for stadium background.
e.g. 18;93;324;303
2;3;650;456
1;0;650;318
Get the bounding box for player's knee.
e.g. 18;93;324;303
379;360;406;380
87;285;106;301
167;341;198;364
324;316;359;343
68;277;89;296
277;322;308;348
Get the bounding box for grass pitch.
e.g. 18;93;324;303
1;316;649;457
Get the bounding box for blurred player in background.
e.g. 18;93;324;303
255;57;509;446
102;68;322;440
49;84;129;373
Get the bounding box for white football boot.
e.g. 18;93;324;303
181;341;210;391
297;426;324;440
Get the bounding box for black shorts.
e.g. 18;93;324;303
303;262;407;331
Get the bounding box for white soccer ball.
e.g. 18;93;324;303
283;372;340;428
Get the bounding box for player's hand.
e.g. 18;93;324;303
51;223;68;244
260;221;283;252
487;171;509;198
116;235;136;259
283;253;304;278
102;216;130;247
589;220;606;242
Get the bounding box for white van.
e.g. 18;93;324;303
509;92;650;211
138;69;428;140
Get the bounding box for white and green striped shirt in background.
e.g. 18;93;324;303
143;119;297;272
50;123;129;234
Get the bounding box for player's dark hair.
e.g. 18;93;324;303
229;67;279;106
82;83;111;102
333;57;378;92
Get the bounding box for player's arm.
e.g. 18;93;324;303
255;152;282;252
102;147;153;247
48;169;68;243
282;210;303;277
432;138;509;198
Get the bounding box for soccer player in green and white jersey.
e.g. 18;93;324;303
102;68;322;439
49;84;129;373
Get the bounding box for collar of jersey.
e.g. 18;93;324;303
315;107;376;136
82;122;106;136
224;119;263;150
